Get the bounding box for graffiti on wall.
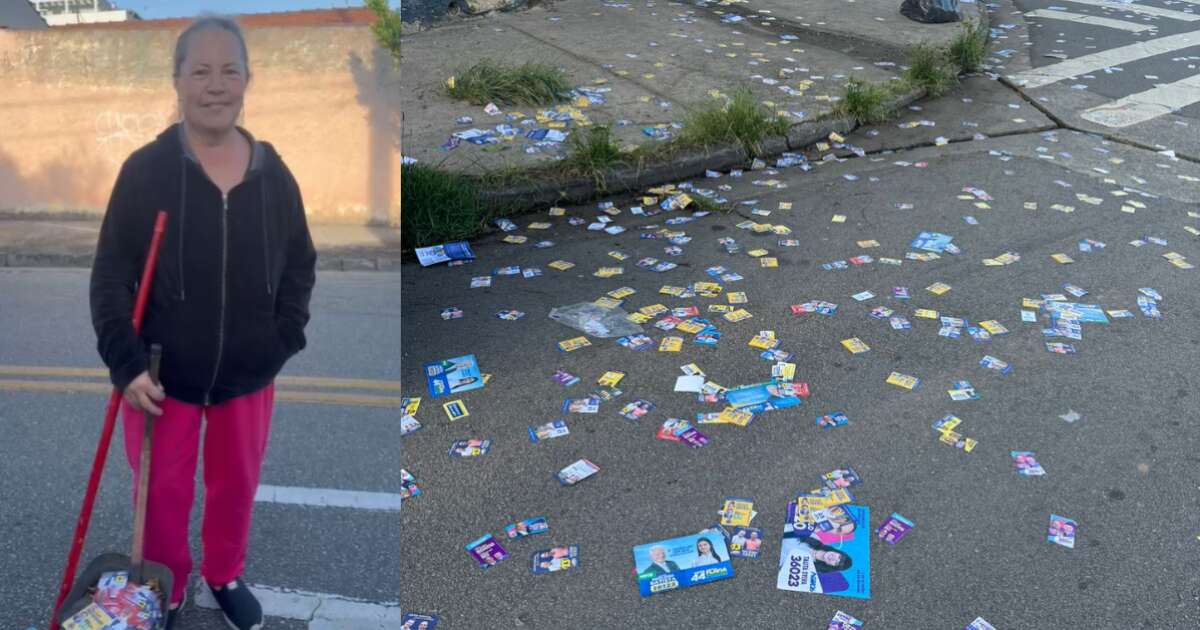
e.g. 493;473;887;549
94;110;169;165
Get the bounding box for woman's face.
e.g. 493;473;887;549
175;28;247;137
697;540;712;554
812;549;844;566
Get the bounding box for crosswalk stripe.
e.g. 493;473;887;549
255;484;403;511
1056;0;1200;21
194;583;401;628
1024;8;1157;31
1080;72;1200;126
1009;30;1200;88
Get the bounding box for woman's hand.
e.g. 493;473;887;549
123;371;165;416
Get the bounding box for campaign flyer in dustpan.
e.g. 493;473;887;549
777;502;870;599
632;531;734;597
424;354;484;398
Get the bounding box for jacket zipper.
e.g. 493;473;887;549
204;193;230;405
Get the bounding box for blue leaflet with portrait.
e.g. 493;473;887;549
424;354;484;398
777;502;870;599
632;532;735;597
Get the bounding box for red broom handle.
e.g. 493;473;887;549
50;210;168;629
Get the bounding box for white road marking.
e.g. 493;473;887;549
195;583;402;629
1056;0;1200;21
255;484;403;511
1024;8;1156;31
1009;30;1200;88
1080;73;1200;126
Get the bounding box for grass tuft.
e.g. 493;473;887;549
948;20;989;74
834;77;896;124
401;163;491;249
680;87;792;156
562;125;626;191
903;44;958;97
446;60;571;107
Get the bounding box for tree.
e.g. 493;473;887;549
365;0;402;63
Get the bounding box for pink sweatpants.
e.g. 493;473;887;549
121;384;274;605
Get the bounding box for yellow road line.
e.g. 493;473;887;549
0;365;400;391
0;379;401;408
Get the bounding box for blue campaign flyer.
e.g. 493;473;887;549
724;382;805;412
424;354;484;398
633;531;735;597
777;503;870;600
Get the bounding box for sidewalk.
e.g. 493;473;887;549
399;0;984;177
0;219;403;270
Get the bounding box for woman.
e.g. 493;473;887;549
90;14;316;630
692;537;723;567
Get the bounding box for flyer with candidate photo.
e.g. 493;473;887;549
777;502;871;600
531;545;579;574
728;527;764;559
424;354;484;398
632;531;734;597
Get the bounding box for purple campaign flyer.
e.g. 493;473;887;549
465;533;509;568
877;513;914;544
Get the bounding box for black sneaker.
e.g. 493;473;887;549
209;577;263;630
165;587;187;630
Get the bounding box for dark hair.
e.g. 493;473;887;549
695;537;723;563
806;537;852;573
173;14;249;78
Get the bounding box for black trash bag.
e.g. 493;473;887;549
900;0;961;23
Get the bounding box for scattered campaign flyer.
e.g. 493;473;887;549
620;399;656;422
778;502;871;600
563;398;600;414
529;420;569;443
557;459;600;486
633;531;735;596
415;241;476;267
424;355;484;398
729;526;764;559
822;469;861;490
817;412;849;429
401;613;439;629
719;498;756;527
964;617;996;630
1011;451;1046;476
465;533;509;568
448;439;491;458
400;468;421;501
877;513;914;544
531;545;580;574
505;516;549;539
725;381;807;413
1048;515;1077;549
828;610;864;629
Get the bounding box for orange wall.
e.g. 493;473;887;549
0;17;399;224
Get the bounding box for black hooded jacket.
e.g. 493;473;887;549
90;123;316;405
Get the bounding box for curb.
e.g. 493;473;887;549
476;89;922;215
0;252;403;272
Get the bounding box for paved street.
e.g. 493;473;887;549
1;270;401;629
1006;0;1200;156
399;72;1200;628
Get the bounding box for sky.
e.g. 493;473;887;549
123;1;399;19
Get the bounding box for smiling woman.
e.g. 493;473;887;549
88;14;317;630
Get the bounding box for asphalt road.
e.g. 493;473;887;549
399;76;1200;627
1;271;401;629
1005;0;1200;156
